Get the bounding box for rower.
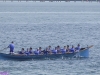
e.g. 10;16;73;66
34;49;39;55
19;48;25;54
52;47;57;54
29;47;33;54
42;48;49;55
25;48;29;55
38;47;42;54
61;46;67;54
70;45;75;53
75;44;81;57
48;45;52;50
57;45;61;53
75;44;81;52
66;45;70;53
47;45;52;54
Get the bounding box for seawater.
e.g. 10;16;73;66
0;2;100;75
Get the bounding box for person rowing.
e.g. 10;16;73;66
75;44;81;52
42;48;49;55
38;47;42;54
75;44;81;57
48;45;52;50
34;48;40;55
7;41;14;54
47;45;52;54
70;45;75;53
25;48;30;55
61;46;67;54
29;47;33;54
19;48;25;54
66;45;70;53
57;45;61;53
52;47;57;54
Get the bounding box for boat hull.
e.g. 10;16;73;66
0;48;90;60
0;53;76;60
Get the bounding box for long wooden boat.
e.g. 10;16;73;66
0;53;76;60
0;45;93;60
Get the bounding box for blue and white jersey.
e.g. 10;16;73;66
34;50;39;55
52;49;57;54
25;51;29;55
61;49;66;54
75;46;81;51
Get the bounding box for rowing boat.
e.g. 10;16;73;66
0;52;76;60
0;45;93;60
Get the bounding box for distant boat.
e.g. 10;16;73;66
0;45;93;60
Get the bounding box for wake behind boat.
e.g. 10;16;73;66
0;45;93;60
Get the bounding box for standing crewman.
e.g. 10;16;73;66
8;41;14;54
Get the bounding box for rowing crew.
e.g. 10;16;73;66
7;41;81;55
17;44;81;55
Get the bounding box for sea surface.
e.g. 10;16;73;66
0;1;100;75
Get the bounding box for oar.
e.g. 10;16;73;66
0;47;8;52
88;45;94;48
